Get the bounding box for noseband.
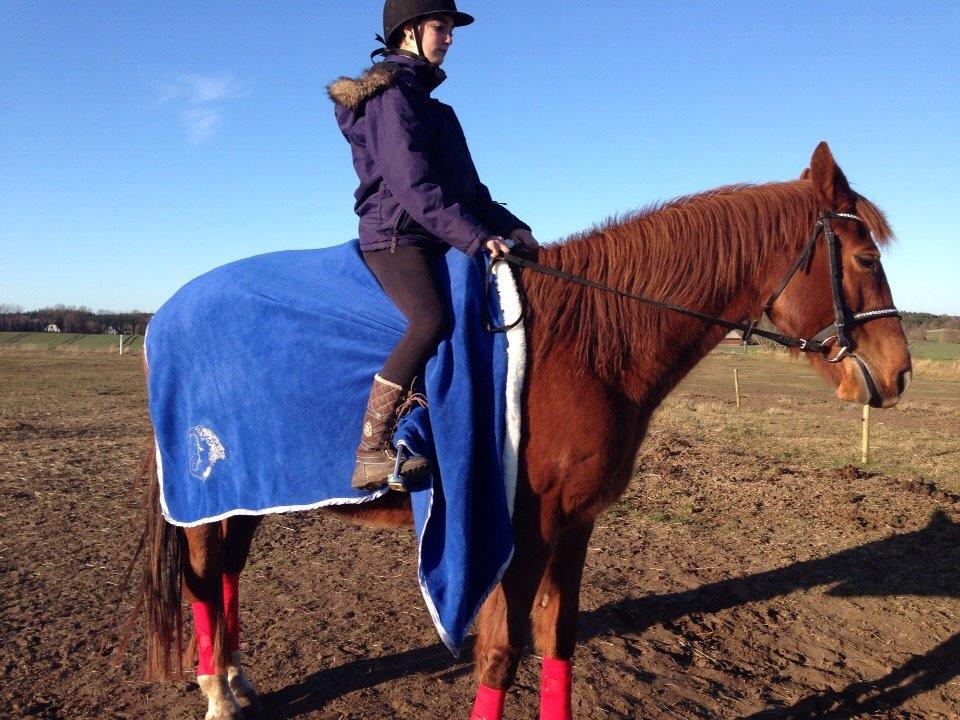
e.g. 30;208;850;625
486;211;901;363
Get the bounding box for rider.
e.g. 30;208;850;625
329;0;538;491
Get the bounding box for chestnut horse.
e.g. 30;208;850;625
135;142;911;719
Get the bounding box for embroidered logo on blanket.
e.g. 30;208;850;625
188;425;226;480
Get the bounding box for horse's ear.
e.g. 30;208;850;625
799;168;811;180
809;141;852;209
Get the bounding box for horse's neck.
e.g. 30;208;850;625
545;196;807;407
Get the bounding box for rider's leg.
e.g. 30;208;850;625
351;245;449;490
365;244;450;387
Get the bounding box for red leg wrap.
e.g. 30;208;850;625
222;572;240;654
191;601;217;676
540;657;573;720
470;683;506;720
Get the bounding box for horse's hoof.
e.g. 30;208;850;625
231;684;262;717
197;674;243;720
227;653;262;717
204;707;242;720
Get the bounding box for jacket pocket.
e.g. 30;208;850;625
376;185;389;225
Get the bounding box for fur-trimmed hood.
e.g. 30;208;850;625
327;54;446;110
327;64;403;110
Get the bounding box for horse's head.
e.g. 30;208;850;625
769;142;911;408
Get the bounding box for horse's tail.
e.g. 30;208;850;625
110;436;184;680
139;434;188;681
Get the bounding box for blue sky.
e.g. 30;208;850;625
1;1;958;314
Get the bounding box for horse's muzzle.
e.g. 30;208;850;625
849;353;908;409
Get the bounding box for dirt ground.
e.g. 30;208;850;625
1;350;958;719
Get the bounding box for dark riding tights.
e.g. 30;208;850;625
362;244;450;389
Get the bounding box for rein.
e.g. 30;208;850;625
485;212;900;361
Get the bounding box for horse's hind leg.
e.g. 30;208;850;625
529;522;594;720
471;513;549;720
222;515;263;715
183;523;241;720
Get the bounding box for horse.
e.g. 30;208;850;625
133;142;912;720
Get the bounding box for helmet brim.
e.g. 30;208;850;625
404;9;475;27
448;11;475;27
386;10;475;46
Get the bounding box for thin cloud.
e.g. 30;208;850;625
181;73;248;104
157;72;248;144
182;108;222;143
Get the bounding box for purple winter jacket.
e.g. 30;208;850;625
328;52;528;256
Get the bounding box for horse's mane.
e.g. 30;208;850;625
524;180;892;380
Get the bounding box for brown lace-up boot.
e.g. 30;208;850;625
351;374;431;491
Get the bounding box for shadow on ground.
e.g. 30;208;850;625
261;510;960;718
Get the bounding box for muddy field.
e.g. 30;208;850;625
1;350;959;719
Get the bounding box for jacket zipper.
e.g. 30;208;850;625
391;208;409;253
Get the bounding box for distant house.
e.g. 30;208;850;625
720;330;757;346
926;328;960;343
45;324;60;333
105;326;118;335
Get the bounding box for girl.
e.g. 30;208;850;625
329;0;538;491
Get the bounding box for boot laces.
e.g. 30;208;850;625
396;390;428;419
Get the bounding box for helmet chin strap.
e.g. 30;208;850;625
413;21;426;59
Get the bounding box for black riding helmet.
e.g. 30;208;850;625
381;0;474;53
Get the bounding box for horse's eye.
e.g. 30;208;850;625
855;255;878;270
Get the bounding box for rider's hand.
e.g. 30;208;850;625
484;236;512;259
509;228;540;251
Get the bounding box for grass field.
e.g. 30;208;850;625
4;329;957;364
909;341;960;361
0;340;952;489
0;331;144;352
716;340;960;362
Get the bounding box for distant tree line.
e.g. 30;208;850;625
0;304;152;335
755;312;958;344
0;303;956;341
745;311;960;346
899;312;960;342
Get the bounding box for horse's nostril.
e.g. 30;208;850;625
897;369;912;395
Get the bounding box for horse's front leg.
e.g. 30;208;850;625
530;521;595;720
221;515;263;715
471;509;550;720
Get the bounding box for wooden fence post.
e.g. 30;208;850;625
734;368;741;409
861;405;871;465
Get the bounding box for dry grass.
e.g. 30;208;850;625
912;357;960;378
715;346;960;378
659;353;960;492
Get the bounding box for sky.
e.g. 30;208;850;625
1;1;958;314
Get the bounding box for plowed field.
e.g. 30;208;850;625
2;350;958;719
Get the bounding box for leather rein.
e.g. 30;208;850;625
485;211;900;362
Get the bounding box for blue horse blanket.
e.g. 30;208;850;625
146;241;526;652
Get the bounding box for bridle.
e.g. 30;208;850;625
743;211;901;362
485;211;901;364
